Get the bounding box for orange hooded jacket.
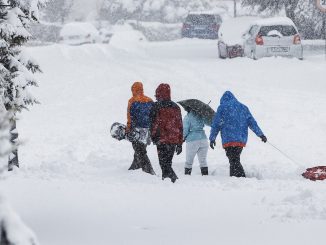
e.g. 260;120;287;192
127;82;153;131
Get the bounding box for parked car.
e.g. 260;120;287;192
218;16;259;59
181;11;223;39
243;17;303;60
59;22;101;45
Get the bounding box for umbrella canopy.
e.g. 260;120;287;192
178;99;215;126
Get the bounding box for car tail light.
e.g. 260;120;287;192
293;34;301;45
255;35;264;45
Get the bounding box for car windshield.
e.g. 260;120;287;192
258;25;297;36
186;14;216;25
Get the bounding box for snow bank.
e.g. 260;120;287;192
110;24;147;50
128;21;182;41
0;195;39;245
60;22;99;37
1;37;326;245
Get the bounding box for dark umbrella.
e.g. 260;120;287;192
178;99;215;126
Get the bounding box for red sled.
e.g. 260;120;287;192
302;166;326;181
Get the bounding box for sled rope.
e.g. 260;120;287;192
267;142;302;166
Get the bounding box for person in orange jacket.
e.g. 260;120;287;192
127;82;155;175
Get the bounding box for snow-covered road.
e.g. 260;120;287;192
2;36;326;244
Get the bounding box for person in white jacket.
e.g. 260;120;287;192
183;108;209;175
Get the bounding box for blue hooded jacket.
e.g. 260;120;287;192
209;91;264;147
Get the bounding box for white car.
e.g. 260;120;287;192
218;16;259;59
59;22;101;45
243;17;303;60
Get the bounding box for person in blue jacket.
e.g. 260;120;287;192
183;107;209;176
209;91;267;177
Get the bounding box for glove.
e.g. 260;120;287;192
210;141;216;150
176;145;182;155
260;135;267;143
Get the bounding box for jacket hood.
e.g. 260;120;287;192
131;82;144;97
155;83;171;101
220;91;237;105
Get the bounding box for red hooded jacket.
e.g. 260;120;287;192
150;84;183;145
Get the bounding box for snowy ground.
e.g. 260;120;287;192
1;34;326;245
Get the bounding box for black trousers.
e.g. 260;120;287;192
225;146;246;178
157;144;178;182
129;142;155;175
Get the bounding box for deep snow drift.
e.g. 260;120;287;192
2;32;326;245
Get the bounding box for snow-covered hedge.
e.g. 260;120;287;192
128;21;182;41
99;0;230;24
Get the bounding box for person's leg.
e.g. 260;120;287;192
157;144;168;178
158;144;178;182
185;141;198;175
197;140;209;175
135;142;155;175
129;142;142;170
225;147;245;177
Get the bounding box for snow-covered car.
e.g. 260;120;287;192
59;22;101;45
181;11;223;39
243;17;303;60
218;16;259;59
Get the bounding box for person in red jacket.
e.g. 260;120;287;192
150;83;183;183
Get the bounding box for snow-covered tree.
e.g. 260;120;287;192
1;92;39;245
242;0;324;39
241;0;300;20
43;0;74;23
1;3;41;241
294;0;324;39
98;0;228;24
0;94;11;174
0;0;44;170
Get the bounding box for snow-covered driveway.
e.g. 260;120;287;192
2;37;326;245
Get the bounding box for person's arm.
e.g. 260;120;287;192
246;107;263;137
126;99;132;132
209;106;223;142
183;114;190;141
149;103;159;144
177;107;184;145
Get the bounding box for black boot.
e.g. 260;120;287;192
185;168;192;175
201;167;208;176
